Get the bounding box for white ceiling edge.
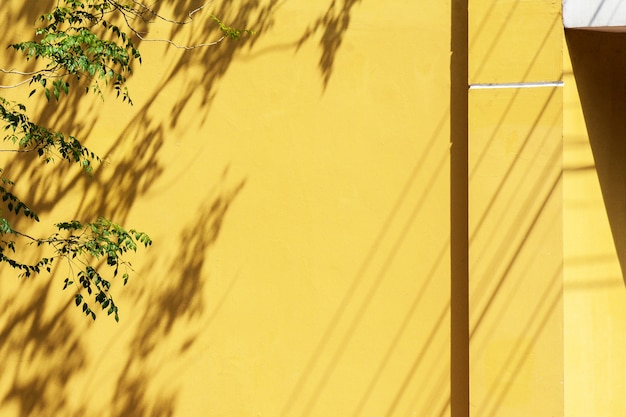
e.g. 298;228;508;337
563;0;626;28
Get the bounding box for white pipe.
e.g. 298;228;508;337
469;81;564;90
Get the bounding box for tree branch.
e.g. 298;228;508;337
116;1;228;49
120;0;210;25
0;148;38;153
133;32;225;49
0;69;67;89
0;78;35;89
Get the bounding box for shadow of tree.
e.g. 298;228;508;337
0;280;86;417
2;0;280;226
0;0;56;73
139;0;282;128
0;169;246;417
297;0;361;88
111;174;245;417
0;1;270;416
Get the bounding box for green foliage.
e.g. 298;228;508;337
0;97;98;171
0;0;249;321
211;15;256;40
11;0;141;103
0;215;151;321
52;218;152;322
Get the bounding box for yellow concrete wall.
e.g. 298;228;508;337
468;0;563;416
563;29;626;417
468;87;563;417
8;2;620;417
0;1;452;417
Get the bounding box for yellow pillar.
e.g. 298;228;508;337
467;1;563;416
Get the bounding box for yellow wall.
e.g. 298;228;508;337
563;29;626;417
0;1;452;416
2;1;625;417
468;1;563;416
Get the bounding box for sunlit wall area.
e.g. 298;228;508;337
467;0;564;416
0;1;452;417
2;1;626;417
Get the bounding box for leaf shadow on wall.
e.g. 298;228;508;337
0;174;245;417
566;29;626;284
0;283;87;417
1;0;280;226
296;0;362;89
0;1;275;416
109;176;246;417
129;0;281;129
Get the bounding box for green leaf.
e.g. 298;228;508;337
0;0;161;322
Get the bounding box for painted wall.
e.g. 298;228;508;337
3;1;623;417
468;0;563;416
563;29;626;417
0;1;452;417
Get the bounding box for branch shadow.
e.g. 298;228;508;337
1;0;280;224
0;281;86;417
111;174;245;417
296;0;361;89
0;1;270;416
127;0;282;129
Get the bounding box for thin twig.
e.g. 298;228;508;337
124;0;210;25
0;148;38;153
0;78;35;88
134;32;225;49
117;1;223;49
0;70;67;89
13;229;41;242
0;68;48;76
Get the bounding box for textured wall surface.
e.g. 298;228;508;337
468;1;564;416
1;2;624;417
0;2;452;416
564;29;626;417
